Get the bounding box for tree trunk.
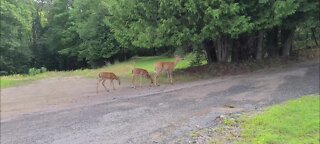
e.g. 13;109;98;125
232;39;240;63
215;35;230;62
153;47;157;56
247;35;257;60
203;39;217;64
236;34;256;61
256;31;264;60
311;28;319;46
281;28;295;57
266;27;280;57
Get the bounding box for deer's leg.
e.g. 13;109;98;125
154;71;160;86
139;75;142;87
170;71;173;84
96;78;103;94
102;80;109;92
166;71;170;82
132;75;136;88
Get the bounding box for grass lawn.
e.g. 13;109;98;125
2;48;317;89
239;95;320;144
1;72;63;89
1;55;201;88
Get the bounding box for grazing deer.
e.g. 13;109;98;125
154;55;181;86
131;68;154;88
96;72;120;94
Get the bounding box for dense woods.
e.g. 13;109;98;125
1;0;319;74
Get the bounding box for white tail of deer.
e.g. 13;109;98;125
96;72;120;94
131;68;154;88
154;55;181;85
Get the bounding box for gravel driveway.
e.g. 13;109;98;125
1;60;319;144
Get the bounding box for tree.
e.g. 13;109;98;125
107;0;252;63
42;0;84;70
278;0;320;57
241;0;320;58
30;0;52;68
62;0;121;67
0;0;34;73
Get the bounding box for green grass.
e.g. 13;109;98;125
1;72;62;88
239;95;320;144
1;55;199;88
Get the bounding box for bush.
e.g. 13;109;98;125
28;67;44;76
0;71;8;76
40;67;47;73
189;47;206;66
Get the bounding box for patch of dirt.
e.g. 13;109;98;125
0;74;229;121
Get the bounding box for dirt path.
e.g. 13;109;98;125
0;66;259;122
1;60;319;144
1;73;232;121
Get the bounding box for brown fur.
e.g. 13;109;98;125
154;56;181;85
97;72;120;93
131;68;154;88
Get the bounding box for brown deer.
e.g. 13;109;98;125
96;72;120;94
154;55;181;86
131;68;154;88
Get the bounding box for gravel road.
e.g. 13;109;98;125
1;60;319;144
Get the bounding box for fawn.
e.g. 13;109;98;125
131;68;154;88
96;72;120;93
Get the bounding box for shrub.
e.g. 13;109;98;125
40;67;47;73
189;47;206;66
0;71;8;76
28;68;42;76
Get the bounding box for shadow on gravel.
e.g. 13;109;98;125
270;64;320;104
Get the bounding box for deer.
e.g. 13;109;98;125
96;72;120;94
154;55;181;86
131;68;154;88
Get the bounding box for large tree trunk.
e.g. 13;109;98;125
236;34;257;61
266;27;280;57
256;31;264;60
232;39;240;63
203;39;217;64
153;47;157;56
237;35;247;61
281;28;295;57
247;35;257;60
215;35;230;62
311;28;319;46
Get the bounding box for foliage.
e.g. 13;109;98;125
28;68;41;76
41;0;82;70
107;0;253;47
189;46;206;66
240;95;320;144
1;0;319;74
28;67;47;76
59;0;122;67
107;0;319;62
0;0;34;74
